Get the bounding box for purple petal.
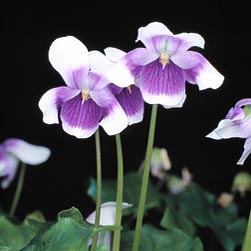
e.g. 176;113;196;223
116;86;144;125
91;88;128;135
107;48;158;88
139;60;186;107
61;94;102;138
235;98;251;108
0;152;18;189
39;87;80;124
225;107;245;121
136;22;173;49
49;36;89;89
177;51;224;90
237;137;251;165
3;138;51;165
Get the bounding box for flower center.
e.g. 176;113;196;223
81;89;90;101
127;85;132;94
159;51;170;69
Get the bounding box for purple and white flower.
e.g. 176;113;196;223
107;22;224;108
207;98;251;164
39;36;128;138
0;138;51;189
105;47;144;125
86;202;132;250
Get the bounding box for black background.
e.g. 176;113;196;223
1;2;251;227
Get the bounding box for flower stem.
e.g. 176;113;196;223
132;104;158;251
9;162;26;217
112;134;124;251
242;210;251;251
91;129;102;251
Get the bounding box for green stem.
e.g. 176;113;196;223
91;129;102;251
132;104;158;251
9;162;26;217
242;210;251;251
112;134;124;251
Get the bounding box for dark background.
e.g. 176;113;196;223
1;2;251;227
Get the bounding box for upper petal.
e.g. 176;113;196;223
138;60;186;107
176;51;224;90
107;48;158;88
237;137;251;165
38;86;80;124
136;22;173;49
4;139;51;165
104;47;126;62
60;94;103;138
91;88;128;135
49;36;89;89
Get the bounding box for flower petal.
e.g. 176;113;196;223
237;137;251;165
38;87;80;124
107;48;158;88
177;51;224;90
136;22;173;49
49;36;89;89
4;139;51;165
104;47;126;62
60;94;102;138
139;60;186;107
116;85;144;125
91;89;128;135
0;152;18;189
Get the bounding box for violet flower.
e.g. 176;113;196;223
207;98;251;164
39;36;128;138
86;202;132;251
107;22;224;108
0;138;51;189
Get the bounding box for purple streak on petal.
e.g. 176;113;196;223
61;94;102;138
116;86;144;124
225;107;245;120
85;72;102;90
139;60;185;96
108;84;122;96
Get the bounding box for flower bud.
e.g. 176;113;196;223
232;171;251;197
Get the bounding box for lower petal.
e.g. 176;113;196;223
39;86;80;124
117;86;144;125
237;137;251;165
61;95;102;138
4;139;51;165
139;60;186;107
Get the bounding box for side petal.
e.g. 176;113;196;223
0;153;18;189
38;87;80;124
237;137;251;165
91;89;128;135
136;22;173;49
116;86;144;125
107;48;158;88
60;94;102;138
139;60;186;107
175;51;224;90
49;36;89;89
104;47;126;62
4;139;51;165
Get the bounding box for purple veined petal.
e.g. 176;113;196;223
104;47;126;62
237;137;251;165
136;22;173;49
107;48;158;88
116;85;144;125
3;139;51;165
38;86;80;124
206;116;251;140
179;51;224;90
173;32;205;51
0;152;18;189
60;94;103;138
91;88;128;135
86;202;132;250
138;60;186;107
49;36;90;89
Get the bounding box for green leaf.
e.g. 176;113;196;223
121;225;203;251
87;172;161;216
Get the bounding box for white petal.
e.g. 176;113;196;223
4;139;51;165
136;22;173;49
237;137;251;165
104;47;126;62
49;36;89;89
